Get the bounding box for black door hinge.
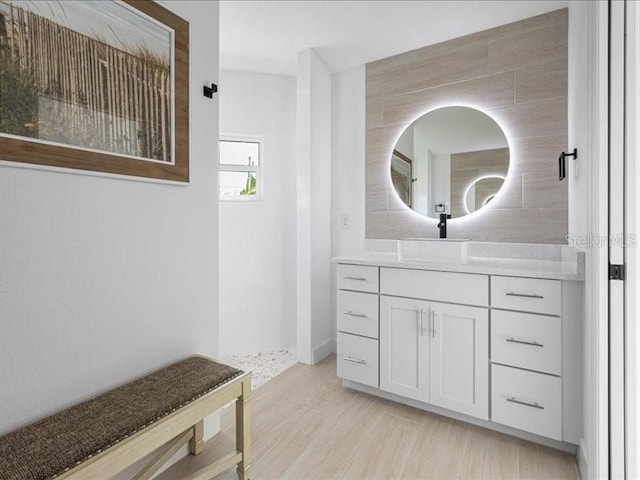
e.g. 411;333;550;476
609;264;625;280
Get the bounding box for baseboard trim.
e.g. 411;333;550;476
344;379;578;455
312;338;335;365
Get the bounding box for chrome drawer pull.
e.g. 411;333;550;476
343;311;366;318
343;356;366;365
344;276;367;281
506;338;544;347
506;396;544;410
506;292;544;299
419;308;426;336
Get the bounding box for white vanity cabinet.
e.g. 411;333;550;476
335;257;583;450
429;302;488;419
489;276;568;442
379;296;489;419
336;264;380;388
379;296;430;401
380;267;490;419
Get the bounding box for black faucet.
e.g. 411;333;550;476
438;213;451;238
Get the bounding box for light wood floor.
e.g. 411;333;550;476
158;355;580;480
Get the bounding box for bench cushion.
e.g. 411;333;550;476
0;356;242;480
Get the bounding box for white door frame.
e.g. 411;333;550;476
624;0;640;477
609;0;640;477
609;1;626;478
582;2;611;478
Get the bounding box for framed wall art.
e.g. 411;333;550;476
0;0;189;182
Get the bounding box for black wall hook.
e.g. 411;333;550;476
203;83;218;98
558;148;577;181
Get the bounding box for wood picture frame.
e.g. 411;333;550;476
0;0;189;182
391;149;413;207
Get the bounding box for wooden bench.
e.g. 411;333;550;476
0;356;252;480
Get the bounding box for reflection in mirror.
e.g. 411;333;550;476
464;175;505;215
391;106;509;219
391;150;413;207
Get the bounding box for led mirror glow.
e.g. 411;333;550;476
390;106;510;219
463;175;506;215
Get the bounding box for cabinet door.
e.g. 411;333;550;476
429;302;489;419
380;296;430;401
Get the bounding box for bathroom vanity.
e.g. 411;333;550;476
334;241;584;450
347;15;581;450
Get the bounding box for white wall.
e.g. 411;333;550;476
427;153;451;216
330;65;366;338
330;65;365;264
394;126;413;159
568;3;591;240
0;0;220;437
218;70;297;356
297;49;333;364
413;125;432;216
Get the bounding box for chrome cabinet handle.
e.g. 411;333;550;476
506;338;544;347
506;396;544;410
343;311;366;318
419;308;426;336
343;356;366;364
431;310;436;338
506;292;544;299
344;276;367;281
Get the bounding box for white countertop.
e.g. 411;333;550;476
332;252;585;281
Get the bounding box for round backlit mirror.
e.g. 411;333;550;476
390;106;509;219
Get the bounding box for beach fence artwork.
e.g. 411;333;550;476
0;0;173;163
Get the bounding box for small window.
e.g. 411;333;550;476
219;136;263;200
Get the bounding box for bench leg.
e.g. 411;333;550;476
236;375;252;480
189;420;204;456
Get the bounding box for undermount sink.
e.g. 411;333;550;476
398;238;470;263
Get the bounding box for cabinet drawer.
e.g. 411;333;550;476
491;310;561;375
380;268;488;306
491;364;562;440
337;264;379;293
491;276;561;315
337;290;379;338
337;332;379;388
